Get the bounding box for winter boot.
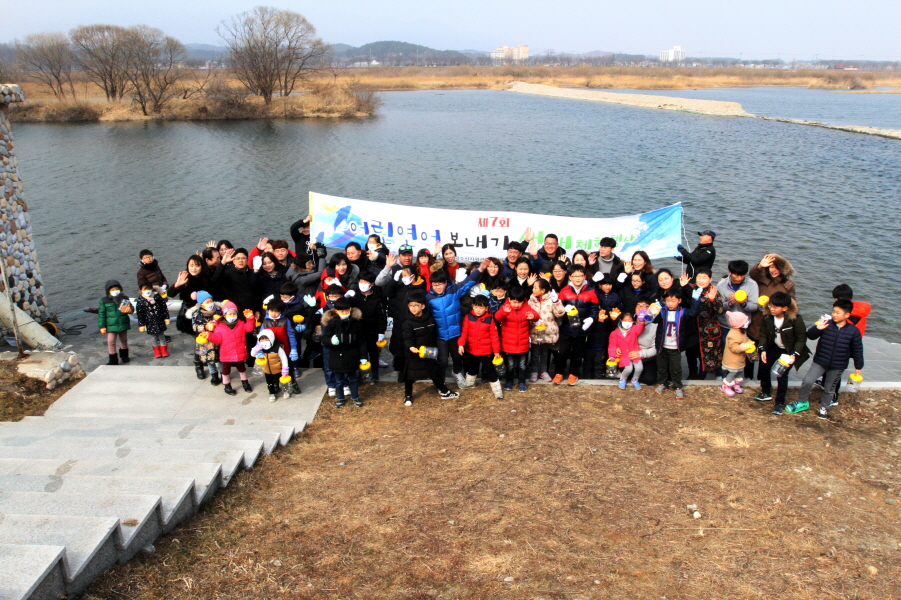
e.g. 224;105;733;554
194;360;207;380
159;345;169;358
490;380;504;399
107;353;119;365
223;383;237;396
242;380;253;392
152;346;162;358
118;348;130;364
460;374;477;389
209;371;222;386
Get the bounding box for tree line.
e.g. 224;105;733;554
1;6;329;114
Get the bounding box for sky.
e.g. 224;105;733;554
3;0;900;60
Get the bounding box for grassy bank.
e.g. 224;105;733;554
84;383;901;599
10;83;381;123
0;359;78;421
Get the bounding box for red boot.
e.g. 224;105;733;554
152;346;162;358
160;345;169;357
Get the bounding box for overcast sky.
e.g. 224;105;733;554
3;0;899;60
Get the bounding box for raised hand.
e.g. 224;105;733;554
679;272;691;287
175;271;189;288
385;253;397;268
523;227;533;243
588;252;598;265
706;286;718;301
256;237;268;251
206;240;217;248
527;273;538;285
222;248;235;264
623;261;632;272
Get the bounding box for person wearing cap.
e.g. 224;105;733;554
374;244;415;287
676;231;717;279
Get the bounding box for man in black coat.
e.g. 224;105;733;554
676;230;717;279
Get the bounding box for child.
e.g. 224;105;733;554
608;313;645;389
554;265;599;386
260;297;299;394
833;283;871;335
401;292;460;406
97;279;132;365
495;286;539;392
191;291;221;384
280;281;308;389
458;295;503;398
205;301;256;396
721;311;753;396
633;297;659;385
688;269;724;379
788;299;864;419
527;278;565;382
354;271;388;384
653;289;701;399
586;273;622;379
321;297;366;407
137;249;168;294
755;291;810;414
252;329;290;402
488;282;508;316
316;284;347;397
135;284;171;358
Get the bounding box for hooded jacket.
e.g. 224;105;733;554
459;310;501;356
527;292;566;345
98;279;132;333
608;321;646;367
321;307;366;373
253;329;289;376
206;302;255;362
135;291;169;335
494;300;539;354
401;307;440;381
426;268;481;340
749;256;795;339
758;298;810;369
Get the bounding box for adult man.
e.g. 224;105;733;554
676;230;717;279
290;214;314;255
530;233;569;273
345;241;377;277
375;244;415;286
715;260;760;376
594;236;625;283
501;241;524;278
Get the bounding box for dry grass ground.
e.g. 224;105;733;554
84;383;901;599
0;358;79;421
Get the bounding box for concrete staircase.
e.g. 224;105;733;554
0;365;324;600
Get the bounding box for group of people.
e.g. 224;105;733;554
97;216;870;418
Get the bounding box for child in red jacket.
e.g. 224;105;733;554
458;295;503;399
608;313;645;390
206;300;256;396
495;286;538;392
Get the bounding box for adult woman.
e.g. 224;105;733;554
748;254;795;341
432;243;466;282
170;255;210;333
624;250;658;294
655;269;691;307
253;252;288;309
547;260;569;294
477;257;506;292
571;250;597;277
287;247;326;300
366;234;389;271
319;252;359;294
621;272;649;314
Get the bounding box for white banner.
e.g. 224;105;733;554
309;192;683;262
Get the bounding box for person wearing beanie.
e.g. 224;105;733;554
401;291;460;406
137;249;169;293
321;296;366;407
721;311;753;397
136;283;171;359
675;230;717;279
205;301;256;396
251;329;290;402
97;279;132;365
191;291;222;383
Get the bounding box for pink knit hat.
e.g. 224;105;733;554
221;300;238;315
726;311;749;329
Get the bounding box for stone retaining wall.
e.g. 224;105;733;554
0;84;48;322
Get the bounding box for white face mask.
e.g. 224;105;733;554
402;276;414;285
339;313;350;320
621;321;633;331
201;302;215;312
359;282;372;293
110;289;121;297
367;244;377;251
142;290;153;297
260;340;272;350
225;315;238;323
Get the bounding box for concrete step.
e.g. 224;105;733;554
0;543;67;600
0;459;223;505
0;492;162;561
5;416;302;446
0;445;247;482
0;474;195;533
0;435;264;469
0;514;120;596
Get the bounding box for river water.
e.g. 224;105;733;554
12;88;901;341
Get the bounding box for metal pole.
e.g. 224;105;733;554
0;255;26;357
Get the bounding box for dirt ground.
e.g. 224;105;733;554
81;382;901;599
0;359;79;422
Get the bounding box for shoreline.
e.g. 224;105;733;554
507;81;901;140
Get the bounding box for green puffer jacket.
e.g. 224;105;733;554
98;279;132;333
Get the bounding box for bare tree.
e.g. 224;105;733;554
69;25;130;101
217;6;329;103
16;33;76;99
122;25;186;115
0;43;18;84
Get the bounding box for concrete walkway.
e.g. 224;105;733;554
0;364;325;600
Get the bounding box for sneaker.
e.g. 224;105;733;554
344;386;352;397
540;372;552;382
552;374;564;384
404;396;413;407
439;389;460;400
223;384;237;396
785;400;810;414
632;381;642;390
720;383;736;397
654;385;664;394
829;400;839;408
282;390;291;400
242;380;253;392
618;379;627;390
813;377;824;389
379;358;390;368
732;380;745;394
504;381;513;391
353;398;363;407
566;374;579;386
817;407;828;420
335;399;346;408
754;391;773;402
327;387;336;398
268;394;276;402
674;388;684;400
772;404;784;415
529;372;538;383
291;382;301;394
518;382;527;392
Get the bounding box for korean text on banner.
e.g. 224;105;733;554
308;192;682;262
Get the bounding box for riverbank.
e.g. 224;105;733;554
10;85;380;122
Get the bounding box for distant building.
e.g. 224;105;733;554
491;45;530;64
659;46;686;63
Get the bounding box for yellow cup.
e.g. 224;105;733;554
492;356;504;365
849;373;864;382
734;290;748;303
758;295;770;306
279;375;292;384
255;357;266;365
376;338;388;348
566;307;578;316
534;322;546;331
359;361;371;371
744;341;756;354
195;334;208;344
292;315;304;323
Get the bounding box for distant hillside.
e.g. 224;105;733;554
184;43;227;63
331;40;473;66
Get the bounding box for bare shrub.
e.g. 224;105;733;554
16;33;75;99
